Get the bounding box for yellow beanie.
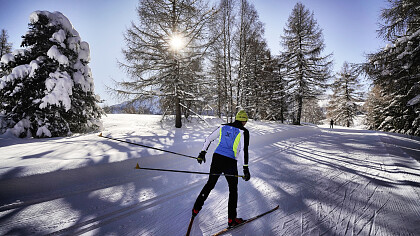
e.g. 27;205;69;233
235;110;248;122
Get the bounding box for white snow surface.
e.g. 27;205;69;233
39;71;73;111
47;45;69;66
0;114;420;235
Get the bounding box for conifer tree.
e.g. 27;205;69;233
271;57;290;123
236;0;268;120
302;98;324;124
0;29;13;81
327;62;362;127
281;2;332;125
207;7;226;118
0;11;103;137
0;29;13;59
364;84;387;130
116;0;215;128
365;0;420;135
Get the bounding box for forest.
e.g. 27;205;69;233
0;0;419;137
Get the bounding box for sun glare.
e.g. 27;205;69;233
169;34;185;51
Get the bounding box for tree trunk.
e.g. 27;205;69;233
296;95;303;125
175;96;182;128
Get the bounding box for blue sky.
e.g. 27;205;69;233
0;0;388;105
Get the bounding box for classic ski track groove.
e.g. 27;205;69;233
45;180;205;235
42;133;318;235
2;128;420;235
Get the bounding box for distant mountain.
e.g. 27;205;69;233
104;97;162;114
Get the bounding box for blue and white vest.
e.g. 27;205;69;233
214;125;242;159
202;124;246;161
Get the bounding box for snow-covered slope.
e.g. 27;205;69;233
1;114;420;235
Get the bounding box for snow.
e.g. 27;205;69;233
30;11;79;38
39;71;73;111
0;53;15;64
29;60;40;77
36;125;52;138
9;118;31;138
408;94;420;106
47;45;69;65
0;64;32;90
0;114;420;235
50;29;66;47
73;69;94;92
78;41;91;62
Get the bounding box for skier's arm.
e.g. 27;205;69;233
242;129;249;165
240;129;250;181
201;126;222;152
236;129;249;165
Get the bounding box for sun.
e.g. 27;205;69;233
169;34;185;51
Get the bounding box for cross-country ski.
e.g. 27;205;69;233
211;205;279;236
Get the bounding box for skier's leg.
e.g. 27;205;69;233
225;162;238;219
193;155;222;212
193;174;220;211
226;175;238;219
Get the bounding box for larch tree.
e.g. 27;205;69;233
0;29;13;80
0;29;13;59
206;0;237;121
327;62;363;127
116;0;215;128
302;98;324;124
281;2;332;125
236;0;267;120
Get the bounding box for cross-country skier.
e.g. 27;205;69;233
191;110;251;227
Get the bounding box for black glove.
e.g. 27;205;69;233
242;165;250;181
197;151;206;164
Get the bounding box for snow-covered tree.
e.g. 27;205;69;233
116;0;215;128
0;11;103;138
365;0;420;136
364;84;387;130
327;62;363;127
281;2;332;125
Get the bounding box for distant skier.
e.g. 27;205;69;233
330;119;334;129
192;110;251;227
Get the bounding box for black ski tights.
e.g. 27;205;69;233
193;153;238;219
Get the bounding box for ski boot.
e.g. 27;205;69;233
228;218;245;227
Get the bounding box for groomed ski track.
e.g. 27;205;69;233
0;114;420;235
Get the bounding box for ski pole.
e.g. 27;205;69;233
135;163;245;178
98;133;197;160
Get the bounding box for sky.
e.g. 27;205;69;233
0;0;389;106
